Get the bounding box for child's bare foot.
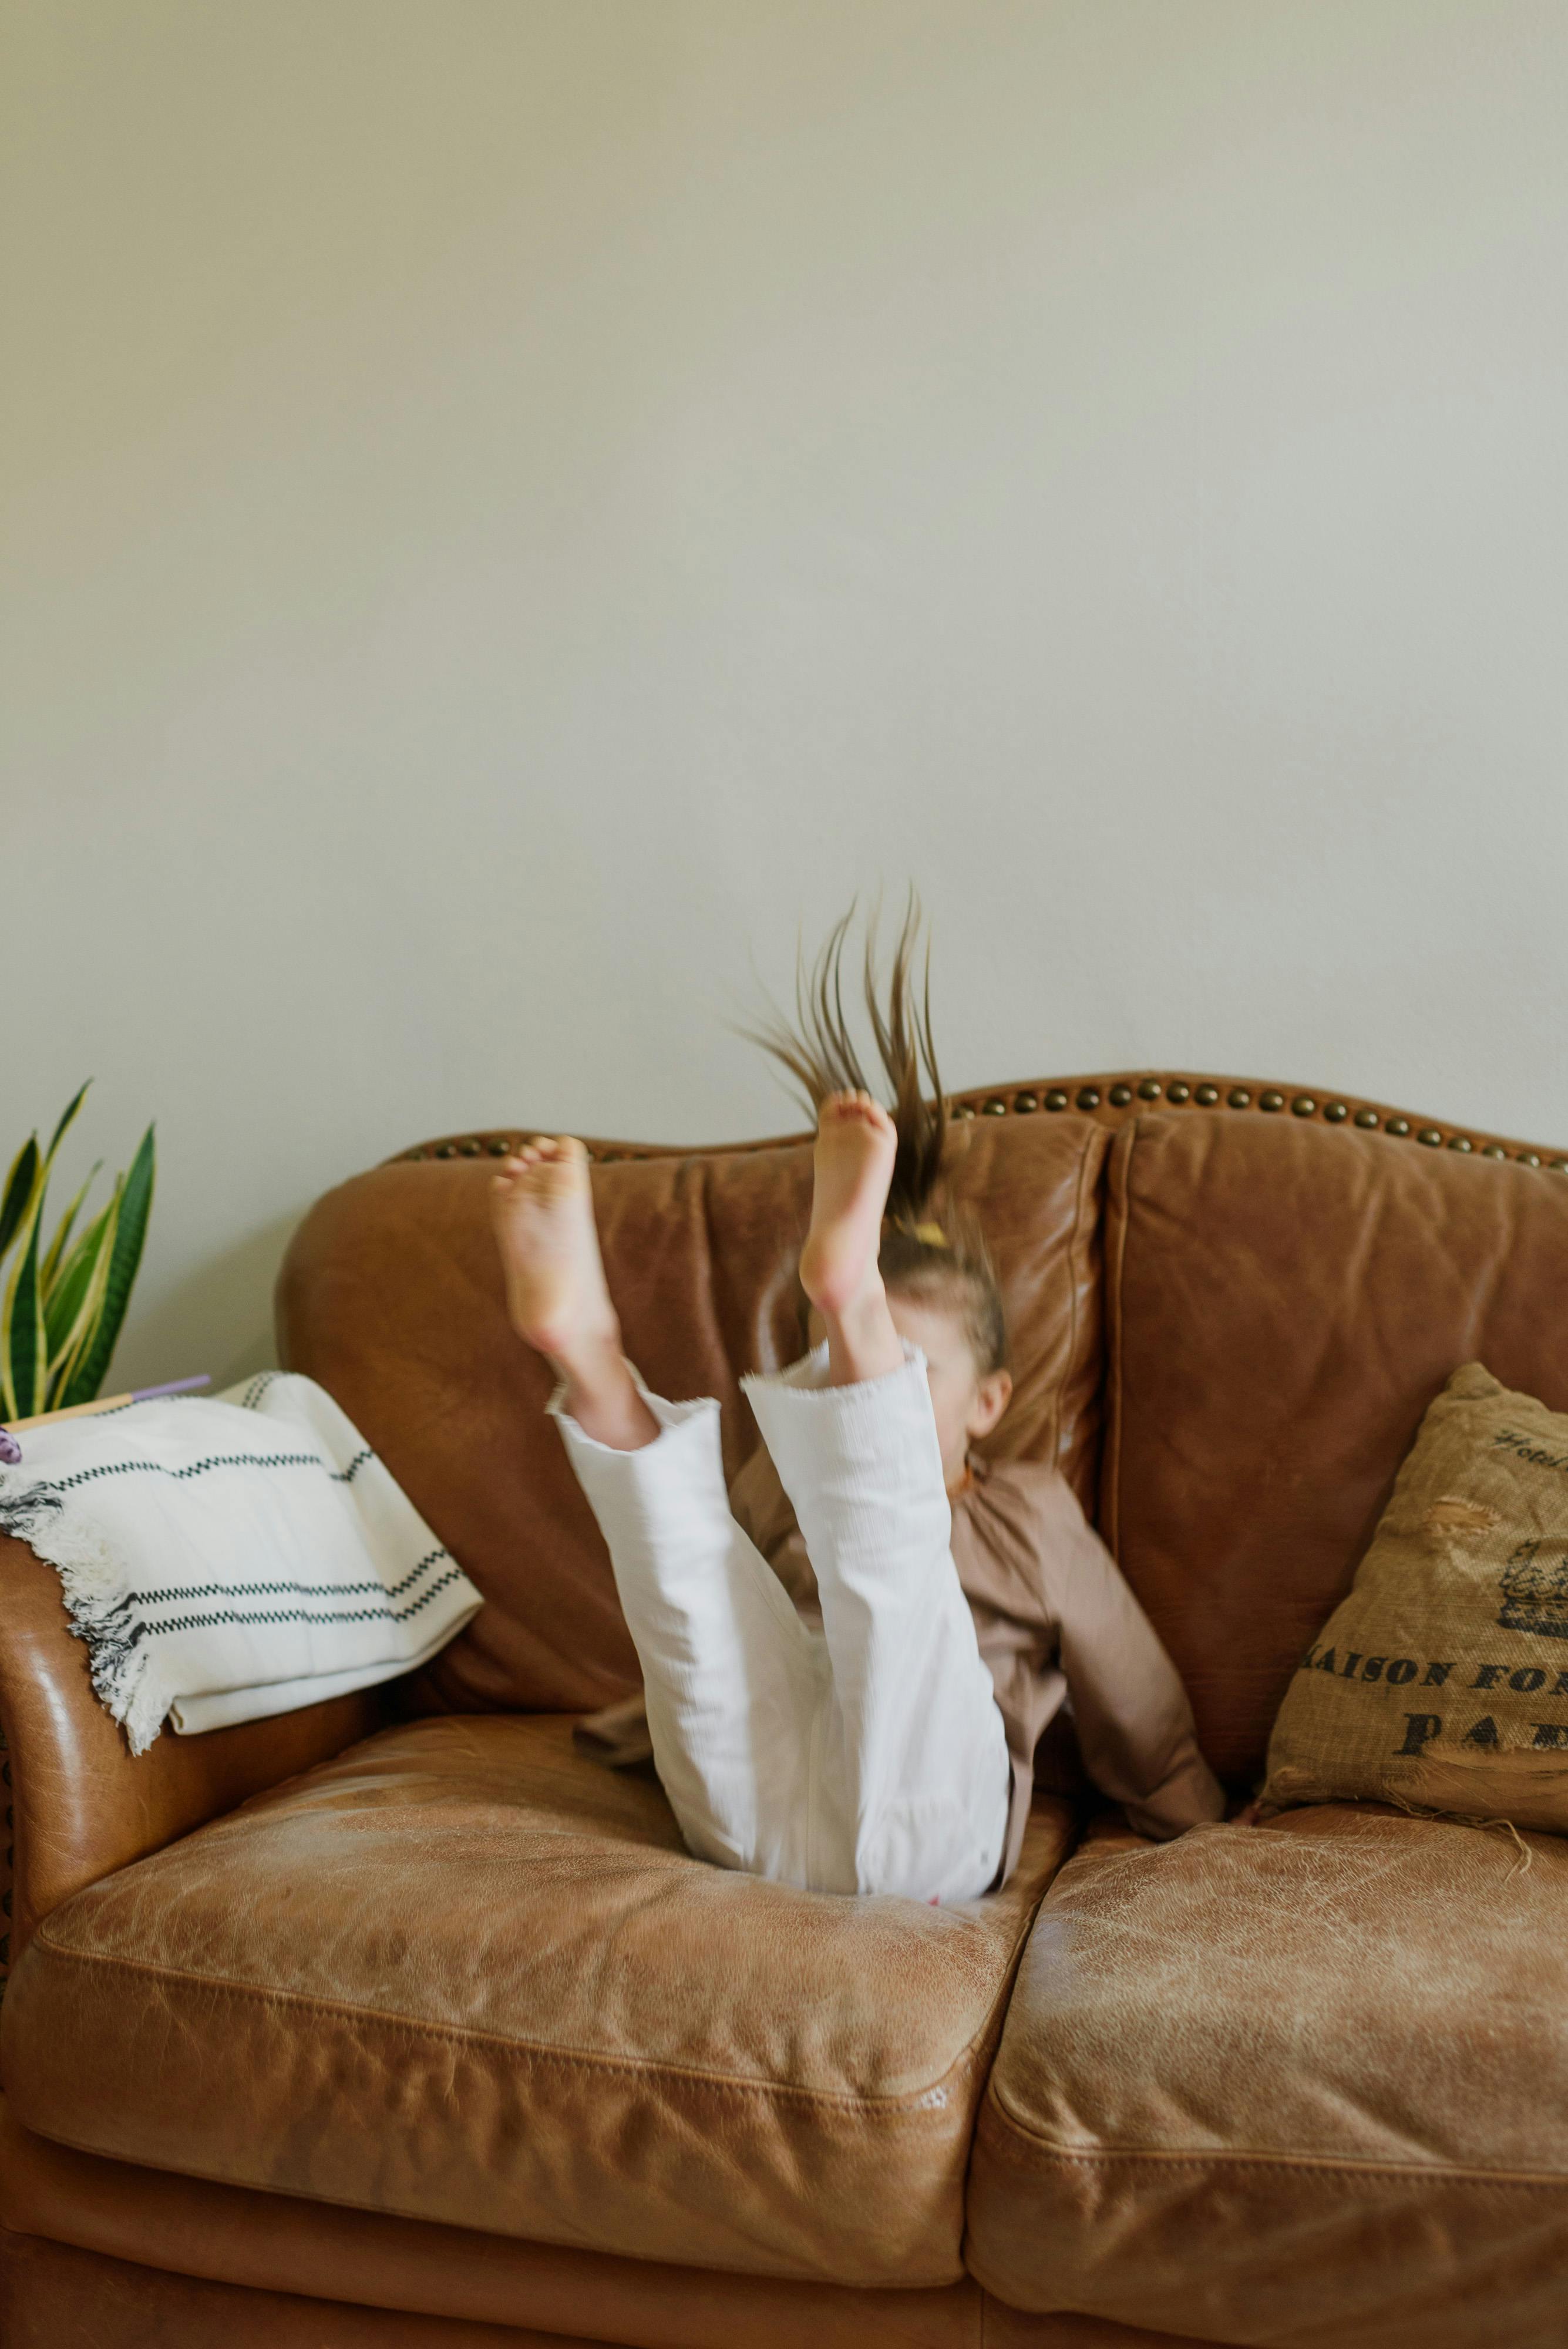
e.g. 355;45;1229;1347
491;1137;618;1363
492;1139;658;1449
799;1091;897;1318
799;1092;904;1385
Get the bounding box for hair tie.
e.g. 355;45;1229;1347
913;1221;950;1248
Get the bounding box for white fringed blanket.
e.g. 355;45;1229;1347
0;1372;481;1753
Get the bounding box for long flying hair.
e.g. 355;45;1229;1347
745;898;1008;1372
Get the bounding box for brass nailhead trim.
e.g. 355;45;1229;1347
403;1087;1554;1173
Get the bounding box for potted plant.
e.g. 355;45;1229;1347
0;1085;156;1421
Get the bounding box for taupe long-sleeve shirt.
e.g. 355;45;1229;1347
577;1444;1223;1885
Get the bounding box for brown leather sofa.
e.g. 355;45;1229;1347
3;1072;1567;2349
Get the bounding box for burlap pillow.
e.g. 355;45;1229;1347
1262;1362;1568;1830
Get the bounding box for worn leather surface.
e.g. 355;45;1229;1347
1102;1112;1568;1782
0;2222;1223;2349
3;1712;1071;2287
0;2101;1217;2349
0;2226;631;2349
981;2313;1224;2349
276;1116;1107;1722
967;1806;1568;2347
0;1530;381;1963
0;2093;971;2347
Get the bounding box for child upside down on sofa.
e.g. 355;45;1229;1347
490;912;1222;1901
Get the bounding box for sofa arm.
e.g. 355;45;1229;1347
0;1534;385;1968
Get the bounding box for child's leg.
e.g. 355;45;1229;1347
492;1140;820;1883
750;1096;1011;1903
746;1353;1008;1902
552;1389;823;1880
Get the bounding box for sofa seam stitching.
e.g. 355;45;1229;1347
1102;1120;1135;1559
21;1933;994;2116
979;2086;1568;2189
1055;1123;1095;1482
0;2133;966;2291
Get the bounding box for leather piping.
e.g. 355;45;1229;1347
1099;1125;1135;1563
981;2085;1568;2189
28;1867;1054;2114
1055;1123;1098;1476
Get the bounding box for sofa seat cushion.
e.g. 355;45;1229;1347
3;1715;1070;2289
966;1807;1568;2349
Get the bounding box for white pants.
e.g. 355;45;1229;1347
553;1346;1010;1902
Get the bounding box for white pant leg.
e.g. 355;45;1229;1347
743;1345;1010;1904
551;1385;823;1885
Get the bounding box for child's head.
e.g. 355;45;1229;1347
753;898;1014;1483
878;1221;1012;1484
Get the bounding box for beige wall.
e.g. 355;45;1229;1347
4;1;1567;1394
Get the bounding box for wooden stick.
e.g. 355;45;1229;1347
6;1375;210;1433
7;1392;139;1432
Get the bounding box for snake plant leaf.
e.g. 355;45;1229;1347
46;1196;119;1411
1;1190;49;1420
41;1160;102;1291
42;1194;115;1387
0;1136;39;1270
59;1125;155;1407
49;1180;119;1411
45;1081;91;1166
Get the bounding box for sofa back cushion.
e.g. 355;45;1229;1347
1103;1110;1568;1784
277;1112;1107;1717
